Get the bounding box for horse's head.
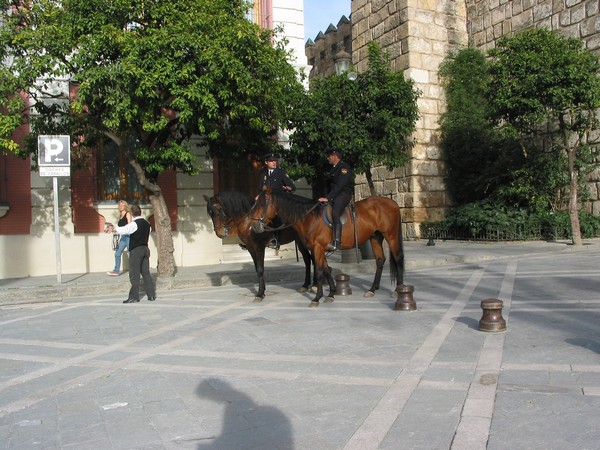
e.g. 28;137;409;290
204;194;230;238
250;188;278;234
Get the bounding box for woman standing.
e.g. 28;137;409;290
107;200;132;275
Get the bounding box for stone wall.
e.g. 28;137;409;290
352;0;468;237
349;0;600;236
466;0;600;54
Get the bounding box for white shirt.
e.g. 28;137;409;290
114;216;142;236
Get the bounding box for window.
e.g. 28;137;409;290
97;140;146;201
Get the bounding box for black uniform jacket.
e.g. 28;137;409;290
258;167;296;193
326;160;354;201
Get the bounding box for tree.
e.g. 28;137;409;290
0;0;304;275
288;42;420;197
488;28;600;245
439;47;566;211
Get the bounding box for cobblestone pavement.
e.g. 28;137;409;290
1;240;599;449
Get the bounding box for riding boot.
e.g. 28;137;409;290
328;226;342;252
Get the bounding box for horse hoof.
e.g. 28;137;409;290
364;291;375;298
253;297;264;303
310;286;318;293
309;301;319;308
299;287;308;293
324;296;335;303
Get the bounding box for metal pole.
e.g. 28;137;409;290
53;177;62;283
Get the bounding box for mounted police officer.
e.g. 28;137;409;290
318;148;355;252
257;153;296;249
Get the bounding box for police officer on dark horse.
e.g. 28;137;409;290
257;153;296;250
318;148;355;252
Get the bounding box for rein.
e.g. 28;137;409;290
253;195;322;232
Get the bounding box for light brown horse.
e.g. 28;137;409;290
204;191;315;302
251;189;405;306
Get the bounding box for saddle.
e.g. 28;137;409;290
321;201;355;229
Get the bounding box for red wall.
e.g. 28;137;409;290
0;154;32;234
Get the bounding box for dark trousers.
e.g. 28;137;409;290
332;192;352;227
128;245;155;300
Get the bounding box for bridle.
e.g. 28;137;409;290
208;199;237;238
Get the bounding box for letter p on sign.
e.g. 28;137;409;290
44;138;64;162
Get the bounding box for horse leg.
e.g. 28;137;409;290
387;223;405;290
323;264;337;302
298;243;312;293
309;251;327;307
365;233;385;298
311;259;318;293
249;246;266;303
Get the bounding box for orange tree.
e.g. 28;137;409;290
287;42;420;197
0;0;304;275
488;28;600;245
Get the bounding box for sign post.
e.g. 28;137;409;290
38;135;71;283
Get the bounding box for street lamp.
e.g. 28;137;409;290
334;51;352;75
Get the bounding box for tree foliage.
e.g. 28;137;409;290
287;42;420;196
488;28;600;245
439;47;569;211
0;0;304;274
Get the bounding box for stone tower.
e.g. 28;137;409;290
352;0;468;237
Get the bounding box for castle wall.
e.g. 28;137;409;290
348;0;600;235
352;0;468;237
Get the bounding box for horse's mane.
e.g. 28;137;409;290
216;191;255;218
269;190;319;223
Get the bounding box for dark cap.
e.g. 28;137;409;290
263;153;280;161
325;147;342;157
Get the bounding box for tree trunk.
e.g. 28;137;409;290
365;169;377;196
149;191;176;277
125;148;176;277
567;148;582;246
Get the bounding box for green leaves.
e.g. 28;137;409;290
0;0;304;176
288;42;420;192
488;28;600;134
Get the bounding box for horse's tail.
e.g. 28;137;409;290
389;212;405;285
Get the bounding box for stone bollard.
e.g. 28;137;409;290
394;284;416;311
334;274;352;296
479;298;506;332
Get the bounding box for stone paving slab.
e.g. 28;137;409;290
0;242;600;449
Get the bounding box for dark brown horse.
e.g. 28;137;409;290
205;191;314;302
251;190;405;306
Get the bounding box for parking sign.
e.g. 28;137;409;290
38;135;71;177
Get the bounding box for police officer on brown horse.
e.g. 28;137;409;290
318;148;355;252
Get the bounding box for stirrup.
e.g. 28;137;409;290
268;238;280;250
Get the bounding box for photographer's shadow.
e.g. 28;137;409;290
196;378;294;449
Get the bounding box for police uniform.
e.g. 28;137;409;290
258;166;296;193
324;156;355;251
257;154;295;249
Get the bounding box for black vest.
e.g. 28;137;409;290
129;217;151;251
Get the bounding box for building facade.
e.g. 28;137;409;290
0;0;308;279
